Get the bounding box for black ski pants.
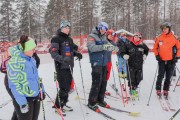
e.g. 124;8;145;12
5;75;40;120
88;65;107;105
156;61;175;91
55;69;72;108
13;97;40;120
127;67;143;90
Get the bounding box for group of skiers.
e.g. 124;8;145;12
0;20;179;119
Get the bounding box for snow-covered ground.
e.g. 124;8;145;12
0;53;180;120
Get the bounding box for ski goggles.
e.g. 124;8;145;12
60;21;71;28
100;26;108;31
134;34;142;38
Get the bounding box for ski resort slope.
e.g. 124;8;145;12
0;53;180;120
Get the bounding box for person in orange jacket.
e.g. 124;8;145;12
153;22;180;97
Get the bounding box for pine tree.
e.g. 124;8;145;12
0;0;17;41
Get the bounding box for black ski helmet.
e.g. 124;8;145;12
160;22;172;31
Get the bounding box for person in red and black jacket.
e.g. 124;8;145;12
120;32;149;95
49;20;82;110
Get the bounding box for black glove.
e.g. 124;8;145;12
76;52;83;60
172;57;178;63
156;56;162;62
39;92;46;101
62;56;71;64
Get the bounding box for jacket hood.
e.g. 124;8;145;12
8;45;31;60
8;45;22;57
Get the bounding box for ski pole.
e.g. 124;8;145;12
147;65;158;106
122;59;128;104
170;65;177;84
45;92;65;120
123;77;128;104
169;108;180;120
173;75;180;92
79;60;89;115
39;78;46;120
69;65;86;120
116;62;126;107
175;65;180;73
126;61;133;98
54;72;62;112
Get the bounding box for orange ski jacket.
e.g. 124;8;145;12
153;32;180;61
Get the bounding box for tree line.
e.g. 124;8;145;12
0;0;180;42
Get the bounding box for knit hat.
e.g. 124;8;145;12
23;39;36;52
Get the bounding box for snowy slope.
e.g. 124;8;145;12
0;53;180;120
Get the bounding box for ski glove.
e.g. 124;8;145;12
143;54;147;60
76;52;83;60
62;56;71;64
20;104;29;113
156;56;162;62
123;54;129;60
172;57;178;63
103;43;116;51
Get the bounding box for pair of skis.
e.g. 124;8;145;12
157;95;176;112
85;104;140;120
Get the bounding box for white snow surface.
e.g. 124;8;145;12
0;53;180;120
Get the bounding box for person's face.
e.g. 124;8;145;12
100;29;107;35
107;34;114;40
24;48;35;57
122;35;127;39
61;26;70;35
134;36;141;42
162;27;170;34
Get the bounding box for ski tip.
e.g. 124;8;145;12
95;109;101;113
129;112;140;116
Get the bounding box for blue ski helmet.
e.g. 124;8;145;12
97;22;108;31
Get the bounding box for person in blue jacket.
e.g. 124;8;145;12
87;22;116;112
6;35;45;120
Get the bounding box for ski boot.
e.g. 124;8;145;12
163;90;168;99
156;90;162;97
105;91;111;96
62;105;73;112
130;90;138;100
88;104;101;113
97;101;110;108
119;73;126;78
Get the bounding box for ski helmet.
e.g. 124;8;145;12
97;22;108;31
60;20;71;28
134;32;142;39
160;22;172;30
